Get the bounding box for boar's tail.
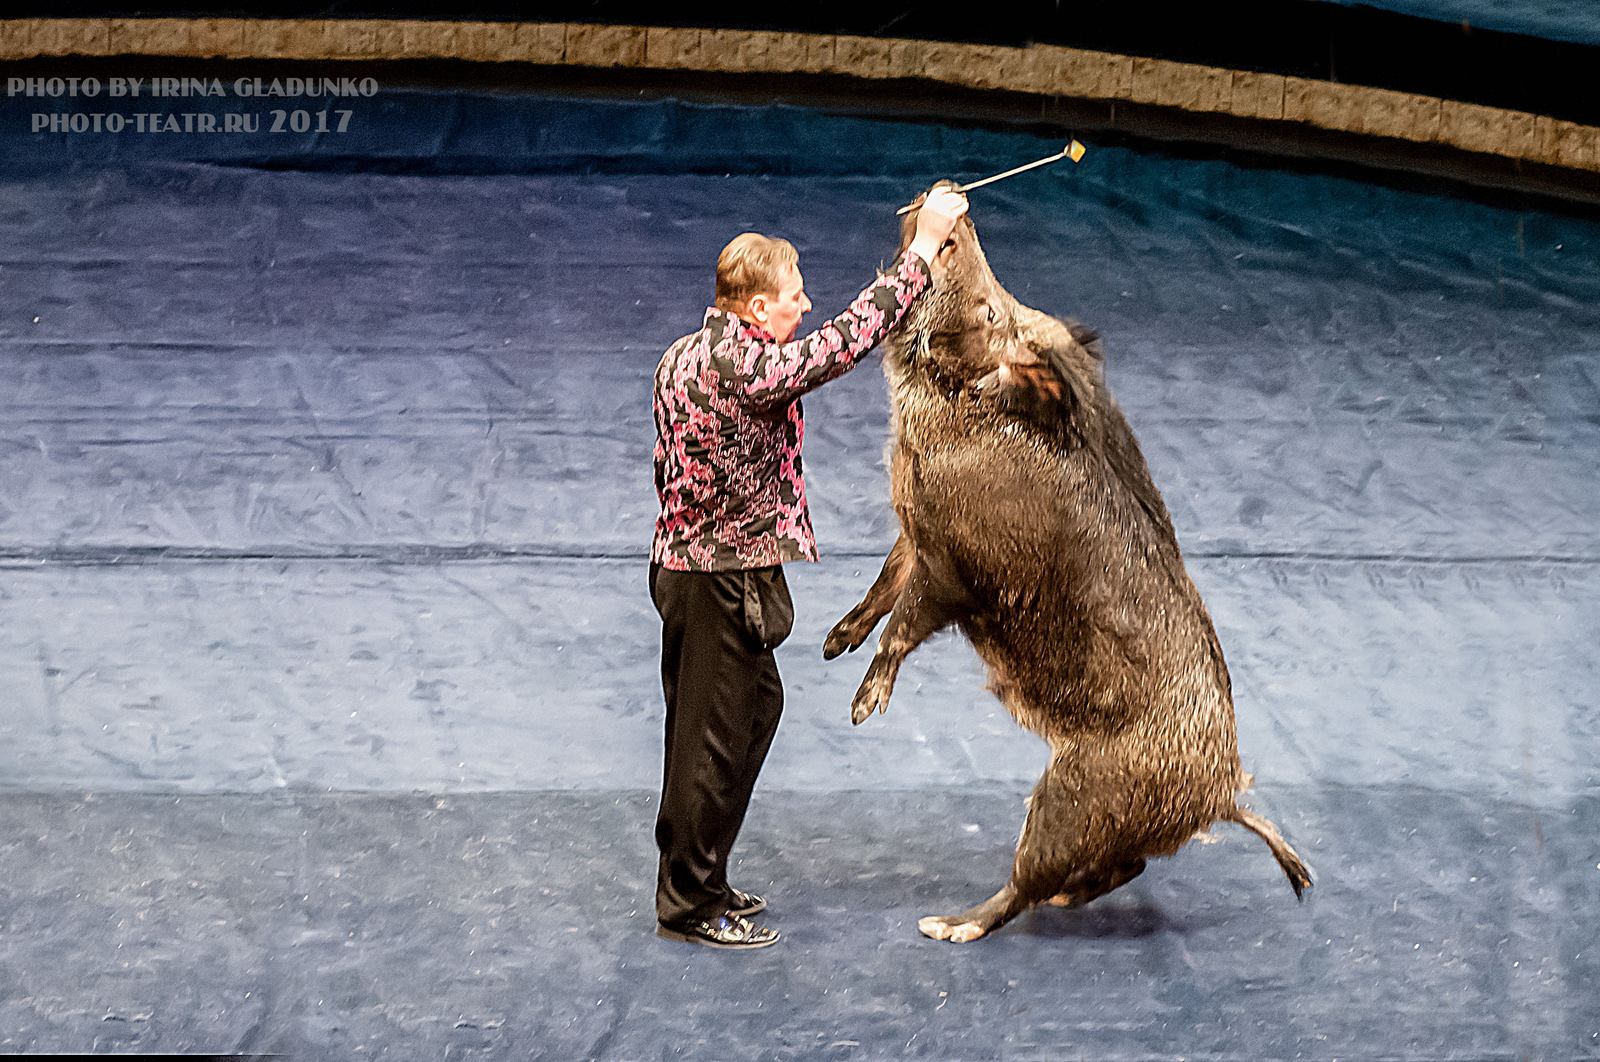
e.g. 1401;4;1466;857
1226;805;1314;900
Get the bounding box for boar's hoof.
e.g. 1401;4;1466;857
918;915;987;943
849;663;894;725
849;693;882;726
822;618;864;660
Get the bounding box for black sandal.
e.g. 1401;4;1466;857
657;912;779;950
727;888;767;917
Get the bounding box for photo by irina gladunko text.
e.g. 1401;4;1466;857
8;76;381;98
11;75;381;136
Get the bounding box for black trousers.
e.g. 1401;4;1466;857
648;562;794;925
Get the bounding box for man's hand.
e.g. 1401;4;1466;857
907;186;970;265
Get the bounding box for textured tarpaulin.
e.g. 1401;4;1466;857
0;89;1597;1057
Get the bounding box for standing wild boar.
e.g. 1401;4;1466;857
825;182;1313;943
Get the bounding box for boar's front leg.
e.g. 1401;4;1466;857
849;558;968;726
824;532;914;660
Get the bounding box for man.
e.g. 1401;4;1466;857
649;187;969;949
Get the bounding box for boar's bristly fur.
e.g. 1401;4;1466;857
825;182;1313;944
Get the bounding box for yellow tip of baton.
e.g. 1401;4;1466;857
1068;139;1087;163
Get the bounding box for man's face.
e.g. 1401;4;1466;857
755;264;811;343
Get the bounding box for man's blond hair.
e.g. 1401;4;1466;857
715;232;797;311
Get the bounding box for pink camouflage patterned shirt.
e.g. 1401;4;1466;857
651;249;933;572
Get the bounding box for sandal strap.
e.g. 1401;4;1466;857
703;913;774;944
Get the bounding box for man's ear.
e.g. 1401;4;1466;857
745;291;770;323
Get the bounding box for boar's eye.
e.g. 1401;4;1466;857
985;305;997;325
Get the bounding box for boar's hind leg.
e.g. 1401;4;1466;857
849;560;967;726
1045;859;1147;908
824;532;914;660
917;883;1031;945
919;755;1096;943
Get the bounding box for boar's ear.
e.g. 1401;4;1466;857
1065;320;1104;362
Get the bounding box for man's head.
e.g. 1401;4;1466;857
716;233;812;343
